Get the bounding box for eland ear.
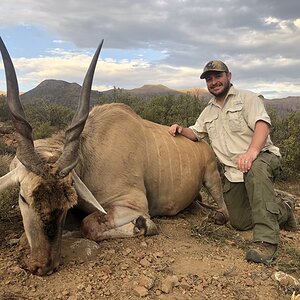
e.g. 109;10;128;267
72;171;106;214
0;167;20;192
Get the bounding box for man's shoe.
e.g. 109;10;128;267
281;200;298;232
246;242;278;265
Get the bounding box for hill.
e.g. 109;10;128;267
126;84;183;97
264;96;300;114
20;80;102;109
20;81;184;107
15;80;300;113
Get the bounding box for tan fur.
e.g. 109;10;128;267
32;175;77;219
77;103;226;240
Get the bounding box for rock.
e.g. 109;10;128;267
61;238;99;263
85;284;92;293
140;241;148;248
99;264;113;275
140;258;151;267
138;274;155;289
8;238;19;246
161;275;179;293
123;247;132;255
244;277;254;286
133;285;149;297
195;284;204;291
153;251;164;258
272;271;300;288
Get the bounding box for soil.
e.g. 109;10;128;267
0;189;299;300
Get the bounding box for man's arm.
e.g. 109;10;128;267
237;120;270;173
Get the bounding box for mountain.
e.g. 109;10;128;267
129;84;183;97
16;79;300;114
102;84;183;98
19;81;185;107
264;96;300;114
20;79;102;109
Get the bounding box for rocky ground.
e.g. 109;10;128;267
0;189;299;300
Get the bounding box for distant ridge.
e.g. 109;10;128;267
264;96;300;113
178;87;209;96
20;81;185;107
13;79;299;113
20;79;102;108
103;84;184;98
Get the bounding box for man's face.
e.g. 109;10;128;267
205;71;232;98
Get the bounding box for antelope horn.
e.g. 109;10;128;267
0;36;45;175
55;39;104;178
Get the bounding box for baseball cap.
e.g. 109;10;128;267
200;60;229;79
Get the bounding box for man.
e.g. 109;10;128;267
169;60;298;265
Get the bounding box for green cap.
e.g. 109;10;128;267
200;60;229;79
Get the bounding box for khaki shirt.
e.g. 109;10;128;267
189;86;281;182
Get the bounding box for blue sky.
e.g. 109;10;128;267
1;0;300;98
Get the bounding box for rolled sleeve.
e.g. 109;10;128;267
189;111;208;141
244;94;271;130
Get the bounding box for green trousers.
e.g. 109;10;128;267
223;151;289;245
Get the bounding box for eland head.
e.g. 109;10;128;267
0;37;105;276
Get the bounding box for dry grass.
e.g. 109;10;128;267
0;155;19;223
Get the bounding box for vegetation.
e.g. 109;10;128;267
0;96;9;122
0;155;18;223
269;110;300;180
0;140;15;156
0;91;299;180
24;100;74;139
95;87;207;126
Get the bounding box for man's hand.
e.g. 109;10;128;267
237;148;260;173
169;124;183;136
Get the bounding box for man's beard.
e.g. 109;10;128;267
210;82;231;98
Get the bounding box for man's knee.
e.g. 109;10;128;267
246;152;281;184
229;215;253;231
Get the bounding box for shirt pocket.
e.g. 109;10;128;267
204;114;218;140
226;104;244;132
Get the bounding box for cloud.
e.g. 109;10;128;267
294;19;300;28
6;50;204;93
0;0;300;98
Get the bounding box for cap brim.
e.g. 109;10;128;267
200;69;226;79
200;72;206;79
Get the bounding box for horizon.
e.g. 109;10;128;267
1;80;298;101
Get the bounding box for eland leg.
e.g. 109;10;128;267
81;205;158;241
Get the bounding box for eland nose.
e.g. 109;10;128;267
26;256;57;276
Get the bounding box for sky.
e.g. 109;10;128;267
0;0;300;99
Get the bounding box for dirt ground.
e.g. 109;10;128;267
0;187;299;300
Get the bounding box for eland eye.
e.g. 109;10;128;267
20;194;29;205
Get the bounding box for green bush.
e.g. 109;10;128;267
0;96;9;122
0;140;16;156
0;155;13;176
24;100;74;139
33;122;55;139
0;187;19;222
269;110;300;180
